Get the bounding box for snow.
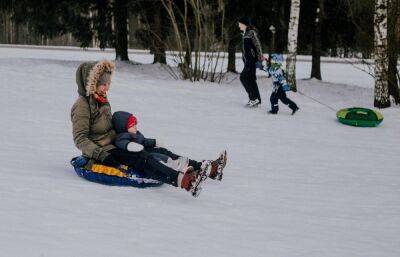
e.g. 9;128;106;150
0;46;399;257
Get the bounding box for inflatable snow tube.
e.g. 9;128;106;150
336;107;383;127
70;156;163;188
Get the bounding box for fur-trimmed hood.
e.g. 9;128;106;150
75;60;115;97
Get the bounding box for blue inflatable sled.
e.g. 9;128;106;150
71;156;163;188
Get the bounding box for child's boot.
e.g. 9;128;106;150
180;166;208;197
291;106;299;115
208;150;228;180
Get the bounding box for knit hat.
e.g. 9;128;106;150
238;17;252;26
112;111;136;133
97;71;112;86
127;115;137;129
271;54;284;63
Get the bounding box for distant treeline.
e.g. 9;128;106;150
1;0;396;58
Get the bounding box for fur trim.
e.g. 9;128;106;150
86;60;116;96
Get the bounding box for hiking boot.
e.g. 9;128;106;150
268;110;278;114
209;160;219;179
180;166;197;191
208;150;227;180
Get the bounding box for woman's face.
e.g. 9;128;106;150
238;22;247;32
96;82;110;96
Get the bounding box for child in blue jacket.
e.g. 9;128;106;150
258;54;299;115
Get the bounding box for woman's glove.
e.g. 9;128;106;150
127;142;144;152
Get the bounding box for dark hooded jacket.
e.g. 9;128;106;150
242;27;263;68
112;111;156;151
70;60;116;161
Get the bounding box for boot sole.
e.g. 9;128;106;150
217;150;227;181
191;162;209;197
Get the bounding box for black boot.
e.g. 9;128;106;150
291;106;299;115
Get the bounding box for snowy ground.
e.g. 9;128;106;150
0;46;399;257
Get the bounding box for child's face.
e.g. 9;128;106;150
127;125;137;134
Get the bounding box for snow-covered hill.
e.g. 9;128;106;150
0;46;399;257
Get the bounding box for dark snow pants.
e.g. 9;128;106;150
240;66;261;102
270;85;298;113
108;148;181;187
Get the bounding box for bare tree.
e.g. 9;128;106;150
286;0;300;92
161;0;226;82
374;0;390;108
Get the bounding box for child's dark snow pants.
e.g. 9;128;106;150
270;85;298;113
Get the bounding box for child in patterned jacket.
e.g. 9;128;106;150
258;54;299;115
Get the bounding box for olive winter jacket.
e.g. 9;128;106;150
71;60;116;161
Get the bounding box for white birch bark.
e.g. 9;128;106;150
286;0;301;91
374;0;390;108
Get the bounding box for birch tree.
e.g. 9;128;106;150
286;0;300;92
374;0;390;108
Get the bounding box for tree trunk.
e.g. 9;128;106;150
227;37;236;73
96;0;113;50
6;13;12;44
114;0;129;61
152;7;167;64
311;0;324;80
286;0;301;92
269;0;278;53
13;21;19;44
387;0;400;104
374;0;390;108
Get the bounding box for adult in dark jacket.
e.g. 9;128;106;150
238;17;263;107
71;60;205;193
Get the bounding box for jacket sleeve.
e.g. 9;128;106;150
249;30;263;60
243;38;256;68
136;131;156;148
143;138;156;148
71;99;110;161
114;132;134;151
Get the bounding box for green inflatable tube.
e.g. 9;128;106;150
336;107;383;127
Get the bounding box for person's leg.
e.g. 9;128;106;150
247;67;261;103
108;148;181;187
188;159;202;171
269;90;279;113
240;68;255;101
149;147;202;171
109;148;140;167
150;153;189;173
278;86;298;111
149;147;180;159
253;80;262;103
141;154;181;186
